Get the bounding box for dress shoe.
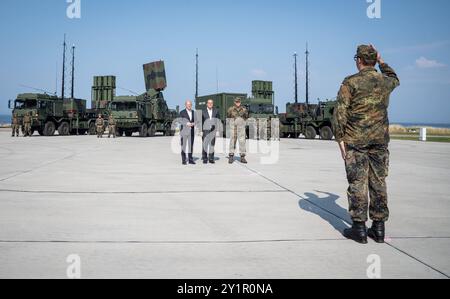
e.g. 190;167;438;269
203;160;208;164
343;221;368;244
209;159;215;164
189;160;196;165
368;221;385;243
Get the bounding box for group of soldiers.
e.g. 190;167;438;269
11;112;32;137
95;114;117;138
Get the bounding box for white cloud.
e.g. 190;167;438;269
415;57;446;69
250;69;267;78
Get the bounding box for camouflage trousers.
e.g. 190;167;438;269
23;124;32;137
108;125;116;138
345;144;390;222
97;126;104;137
11;125;20;137
229;127;246;156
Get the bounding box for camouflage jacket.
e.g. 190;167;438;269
108;118;117;126
95;118;104;127
227;106;249;120
23;115;31;124
12;117;19;125
332;63;400;145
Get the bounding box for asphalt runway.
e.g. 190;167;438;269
0;130;449;278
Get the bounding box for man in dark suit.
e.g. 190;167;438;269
179;100;196;165
202;99;221;164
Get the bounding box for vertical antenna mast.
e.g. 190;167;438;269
55;61;58;96
216;67;219;94
305;43;310;105
71;45;75;99
61;34;67;99
294;52;298;103
195;48;199;100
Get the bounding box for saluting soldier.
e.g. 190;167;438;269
23;112;32;137
228;98;249;164
333;45;400;244
11;114;20;137
108;115;117;138
96;115;105;138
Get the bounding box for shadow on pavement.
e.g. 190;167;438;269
299;191;352;234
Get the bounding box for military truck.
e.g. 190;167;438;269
110;90;177;137
195;81;278;139
247;80;278;140
109;61;177;137
278;100;336;140
86;75;116;135
9;93;96;136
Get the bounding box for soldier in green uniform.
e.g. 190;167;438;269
108;115;117;138
23;112;32;137
228;98;249;164
95;115;104;138
333;45;400;244
11;114;20;137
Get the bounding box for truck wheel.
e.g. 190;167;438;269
305;126;317;140
117;129;124;137
88;123;96;135
125;131;133;137
148;123;156;137
58;122;70;136
139;124;148;137
164;124;174;136
44;122;56;136
38;129;44;136
320;126;333;140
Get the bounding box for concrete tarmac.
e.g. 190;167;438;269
0;130;449;279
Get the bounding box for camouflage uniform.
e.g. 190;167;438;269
11;115;20;137
333;45;400;223
228;104;249;157
23;113;32;137
108;116;117;138
96;117;104;138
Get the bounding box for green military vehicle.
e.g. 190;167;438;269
196;80;278;139
278;100;337;140
9;93;96;136
109;61;177;137
87;75;116;135
247;80;278;140
110;91;177;137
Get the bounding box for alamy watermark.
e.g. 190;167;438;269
170;116;281;165
367;0;381;19
66;0;81;19
66;254;81;279
366;254;382;279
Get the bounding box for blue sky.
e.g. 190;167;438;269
1;0;449;123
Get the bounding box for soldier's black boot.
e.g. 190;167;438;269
368;221;385;243
240;155;248;164
228;155;234;164
343;221;368;244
